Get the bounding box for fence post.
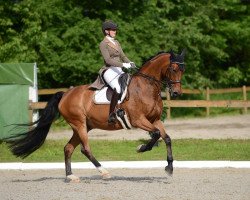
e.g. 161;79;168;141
206;87;210;117
166;89;171;119
243;85;247;114
28;100;33;124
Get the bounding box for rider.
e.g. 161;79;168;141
90;20;134;124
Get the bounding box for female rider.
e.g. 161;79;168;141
90;20;134;124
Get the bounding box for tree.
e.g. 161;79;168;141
0;0;249;88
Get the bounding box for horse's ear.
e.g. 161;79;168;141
180;49;186;57
170;49;175;60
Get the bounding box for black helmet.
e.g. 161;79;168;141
102;20;118;35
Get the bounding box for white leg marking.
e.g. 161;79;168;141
65;174;80;183
97;166;111;179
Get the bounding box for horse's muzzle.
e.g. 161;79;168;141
171;91;182;98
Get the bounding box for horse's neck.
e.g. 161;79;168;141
129;75;161;104
140;55;168;82
131;63;164;96
129;53;170;97
140;63;161;81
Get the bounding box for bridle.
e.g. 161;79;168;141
134;60;185;90
166;61;185;85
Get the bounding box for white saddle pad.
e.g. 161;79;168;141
93;87;128;104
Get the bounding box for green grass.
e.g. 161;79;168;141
0;139;249;162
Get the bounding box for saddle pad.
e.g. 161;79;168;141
93;86;128;104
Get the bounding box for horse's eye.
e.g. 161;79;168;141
173;65;179;72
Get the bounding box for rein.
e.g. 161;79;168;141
135;71;165;86
133;60;183;89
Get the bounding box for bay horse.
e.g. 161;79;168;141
5;50;185;182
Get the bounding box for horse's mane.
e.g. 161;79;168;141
142;51;167;66
141;49;185;68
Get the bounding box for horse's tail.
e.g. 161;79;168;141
5;91;64;158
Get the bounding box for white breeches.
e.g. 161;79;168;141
103;67;124;93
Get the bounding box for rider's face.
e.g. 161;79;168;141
107;29;116;38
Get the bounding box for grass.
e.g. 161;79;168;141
0;139;249;162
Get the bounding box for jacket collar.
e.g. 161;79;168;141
104;37;119;51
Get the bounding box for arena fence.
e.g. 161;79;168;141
29;86;250;121
163;85;250;118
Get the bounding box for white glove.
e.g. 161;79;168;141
122;63;132;69
130;62;136;68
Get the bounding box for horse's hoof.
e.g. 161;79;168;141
165;166;173;176
65;174;80;183
97;166;111;180
102;173;112;180
137;144;146;153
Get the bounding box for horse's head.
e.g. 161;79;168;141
166;49;186;98
138;49;185;98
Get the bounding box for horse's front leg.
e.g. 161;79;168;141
153;120;173;175
134;118;161;153
137;129;161;153
164;135;173;175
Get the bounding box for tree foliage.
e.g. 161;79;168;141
0;0;249;88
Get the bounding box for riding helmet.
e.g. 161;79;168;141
102;20;118;34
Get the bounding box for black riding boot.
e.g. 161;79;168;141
108;89;120;124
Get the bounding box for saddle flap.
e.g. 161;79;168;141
93;74;130;105
93;86;128;104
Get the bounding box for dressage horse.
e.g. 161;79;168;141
6;50;185;182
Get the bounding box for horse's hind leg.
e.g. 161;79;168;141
64;131;81;182
79;131;111;179
71;122;111;179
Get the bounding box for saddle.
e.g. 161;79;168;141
93;73;130;104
